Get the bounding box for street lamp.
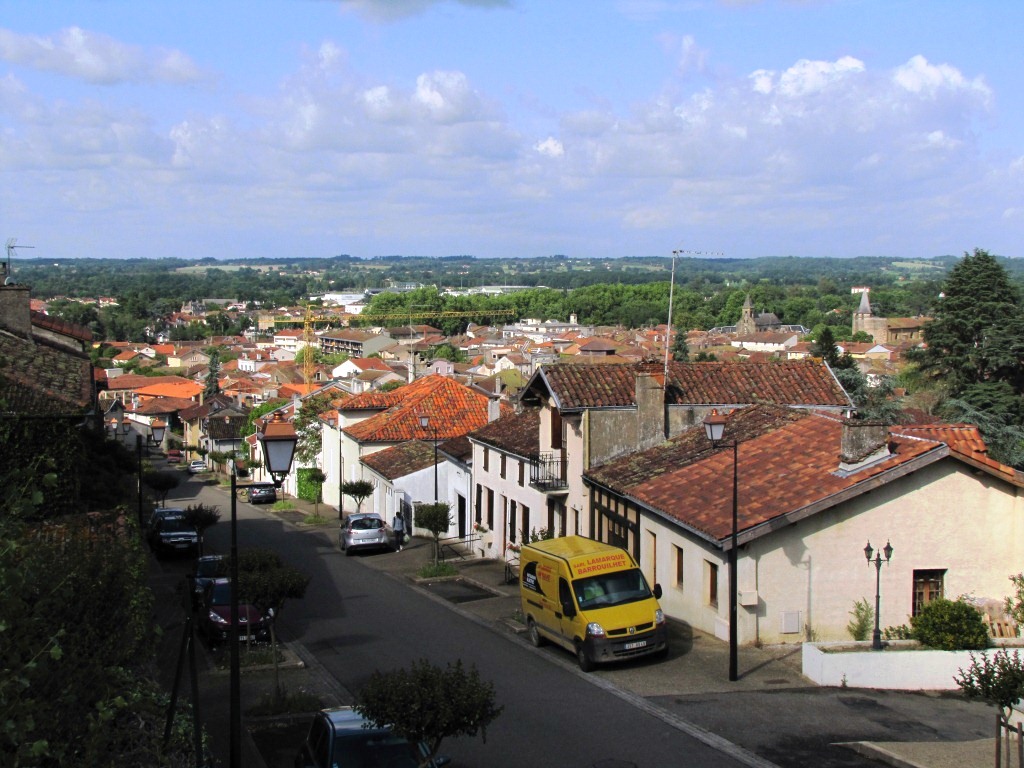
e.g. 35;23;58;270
224;413;296;768
258;412;299;489
864;540;893;650
418;414;439;503
703;408;739;682
149;418;166;455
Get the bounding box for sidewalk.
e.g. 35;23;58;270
150;487;998;768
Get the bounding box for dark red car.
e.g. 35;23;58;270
198;578;271;644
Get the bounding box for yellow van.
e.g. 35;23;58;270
519;536;668;672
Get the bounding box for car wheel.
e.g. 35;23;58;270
527;618;546;648
576;643;595;672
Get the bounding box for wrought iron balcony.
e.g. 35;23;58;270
529;452;568;491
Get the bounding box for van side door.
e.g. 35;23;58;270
558;577;580;643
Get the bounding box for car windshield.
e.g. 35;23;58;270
196;559;222;578
161;518;195;534
209;582;233;606
332;731;421;767
573;568;653;610
351;517;383;531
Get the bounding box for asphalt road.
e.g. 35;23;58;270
182;477;760;768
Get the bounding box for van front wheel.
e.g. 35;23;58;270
576;644;595;672
527;618;545;648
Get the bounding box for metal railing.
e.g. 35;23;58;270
529;452;568;491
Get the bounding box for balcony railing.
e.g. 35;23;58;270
529;452;568;491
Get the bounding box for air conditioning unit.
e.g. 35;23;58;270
780;610;802;634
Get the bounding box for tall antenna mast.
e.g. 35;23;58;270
4;239;34;285
664;248;724;387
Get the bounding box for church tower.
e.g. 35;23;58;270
736;294;757;336
852;289;887;343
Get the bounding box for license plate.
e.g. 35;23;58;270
624;640;647;650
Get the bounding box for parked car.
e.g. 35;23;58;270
339;513;393;555
245;483;277;504
191;554;226;609
294;706;449;768
166;449;182;464
147;515;200;558
187;460;207;474
147;506;185;529
198;577;271;644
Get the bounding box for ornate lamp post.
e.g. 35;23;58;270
418;414;439;503
221;413;297;768
865;540;893;650
148;418;166;455
703;409;739;682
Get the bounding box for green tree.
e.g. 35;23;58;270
204;349;222;397
233;549;310;705
911;248;1024;396
415;502;453;565
183;503;221;556
141;469;181;507
293;393;333;465
670;327;689;362
955;649;1024;724
355;659;503;768
341;479;375;518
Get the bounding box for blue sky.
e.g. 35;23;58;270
1;0;1022;262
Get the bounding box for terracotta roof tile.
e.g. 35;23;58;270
361;440;437;480
343;374;504;444
587;405;944;543
532;360;850;411
469;408;540;456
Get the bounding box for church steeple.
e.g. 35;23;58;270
737;293;756;336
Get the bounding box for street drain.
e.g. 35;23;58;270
420;578;496;604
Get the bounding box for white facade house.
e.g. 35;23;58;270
585;406;1024;645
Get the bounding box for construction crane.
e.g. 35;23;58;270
302;305;316;388
273;308;517;326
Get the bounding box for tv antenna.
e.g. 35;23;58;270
665;247;725;381
4;238;34;285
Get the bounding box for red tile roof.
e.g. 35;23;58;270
469;408;540;456
361;440;437;480
343;374;503;444
586;405;980;544
530;360;850;411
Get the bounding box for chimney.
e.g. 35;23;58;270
838;418;890;473
635;371;666;450
0;284;32;339
487;396;501;423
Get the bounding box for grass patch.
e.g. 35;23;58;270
213;644;283;670
270;500;296;512
248;687;325;717
303;513;329;525
418;562;458;578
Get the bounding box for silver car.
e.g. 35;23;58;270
339;513;393;555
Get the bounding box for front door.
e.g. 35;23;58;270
457;494;467;538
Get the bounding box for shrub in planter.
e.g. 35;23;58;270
910;598;989;651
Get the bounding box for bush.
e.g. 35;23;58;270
910;598;989;650
846;598;873;641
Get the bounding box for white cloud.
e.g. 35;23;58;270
339;0;511;22
0;26;203;84
534;136;564;157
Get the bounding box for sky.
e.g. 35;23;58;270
1;0;1023;263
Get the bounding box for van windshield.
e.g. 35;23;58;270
572;568;652;610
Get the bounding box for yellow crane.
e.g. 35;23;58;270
273;308;517;326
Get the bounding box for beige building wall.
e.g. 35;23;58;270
642;459;1022;646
